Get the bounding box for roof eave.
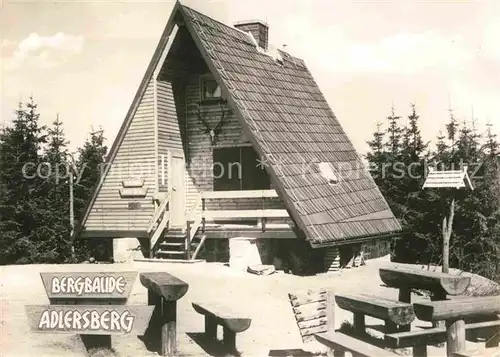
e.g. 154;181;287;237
308;228;403;248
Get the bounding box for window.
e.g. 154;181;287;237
213;147;270;191
201;74;222;101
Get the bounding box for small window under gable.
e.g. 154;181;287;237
201;74;222;102
318;162;338;186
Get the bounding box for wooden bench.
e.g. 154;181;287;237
139;272;189;357
379;265;472;332
315;331;400;357
192;302;251;356
288;289;400;357
335;293;415;334
385;320;500;357
413;295;500;357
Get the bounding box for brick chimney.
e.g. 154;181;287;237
234;20;269;50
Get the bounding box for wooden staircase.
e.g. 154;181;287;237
154;228;205;260
156;228;186;259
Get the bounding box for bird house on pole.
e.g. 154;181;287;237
422;166;474;273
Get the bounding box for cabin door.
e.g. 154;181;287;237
168;149;185;229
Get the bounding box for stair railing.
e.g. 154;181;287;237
185;193;203;260
148;194;170;257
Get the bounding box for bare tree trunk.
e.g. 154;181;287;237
442;198;455;274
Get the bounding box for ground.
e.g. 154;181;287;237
0;256;497;357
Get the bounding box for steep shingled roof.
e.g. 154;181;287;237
179;5;401;245
75;3;401;246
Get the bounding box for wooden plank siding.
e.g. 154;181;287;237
183;74;287;218
85;79;156;232
157;77;183;193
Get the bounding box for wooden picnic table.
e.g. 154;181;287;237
379;264;471;332
379;264;471;303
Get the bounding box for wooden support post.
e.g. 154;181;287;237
147;237;154;259
446;319;465;357
398;287;411;303
261;217;267;232
143;290;163;351
413;344;428;357
223;326;237;354
161;300;177;357
333;350;346;357
385;320;400;334
442;198;455;274
201;198;206;233
398;287;412;332
431;291;447;329
186;221;191;260
205;315;217;340
140;273;189;357
353;313;365;335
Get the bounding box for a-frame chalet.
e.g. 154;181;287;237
75;2;401;273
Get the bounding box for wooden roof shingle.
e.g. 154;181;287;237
179;5;401;245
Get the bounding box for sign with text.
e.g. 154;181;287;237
40;272;137;300
119;187;148;198
25;305;154;335
122;178;144;188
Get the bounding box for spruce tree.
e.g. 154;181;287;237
38;115;72;262
385;106;403;158
0;98;47;264
73;129;108;221
366;121;386;189
446;109;459;155
71;129;108;261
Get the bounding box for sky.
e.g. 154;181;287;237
1;0;499;155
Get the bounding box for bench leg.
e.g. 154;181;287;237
142;291;163;352
431;292;446;329
333;350;345;357
161;300;177;357
353;313;365;335
144;291;178;357
430;292;446;347
398;287;411;303
205;315;217;340
385;320;399;334
413;344;427;357
223;326;237;355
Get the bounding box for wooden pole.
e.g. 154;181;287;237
431;291;447;330
69;172;74;236
446;319;465;357
442;197;455;274
161;300;177;356
185;221;191;260
398;287;412;332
